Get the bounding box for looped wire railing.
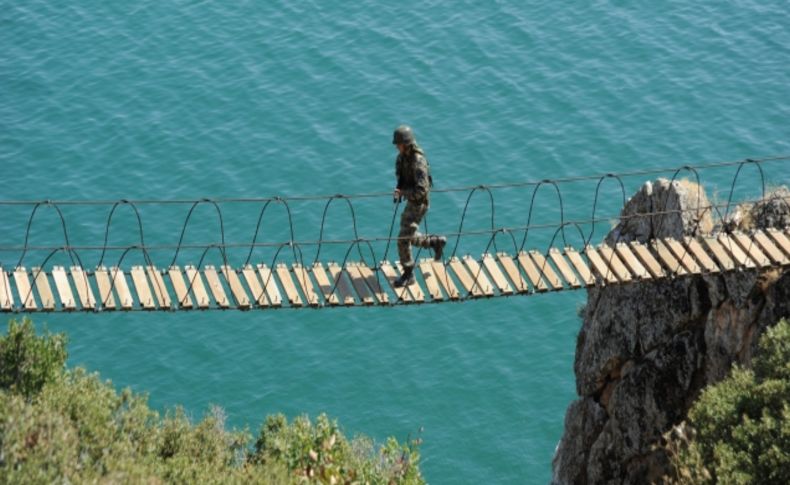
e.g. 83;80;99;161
0;156;786;290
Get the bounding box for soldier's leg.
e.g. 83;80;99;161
399;203;431;265
406;205;446;261
407;203;430;249
413;233;432;249
395;213;418;287
398;204;420;269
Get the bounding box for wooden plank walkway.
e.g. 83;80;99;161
3;229;790;312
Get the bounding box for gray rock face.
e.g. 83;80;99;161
551;182;790;485
605;178;713;246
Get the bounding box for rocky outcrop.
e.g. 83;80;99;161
605;178;713;246
551;180;790;484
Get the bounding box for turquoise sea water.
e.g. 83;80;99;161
2;1;789;483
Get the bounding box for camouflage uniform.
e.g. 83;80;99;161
396;145;433;269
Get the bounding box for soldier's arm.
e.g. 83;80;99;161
395;157;403;190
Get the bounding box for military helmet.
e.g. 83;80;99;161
392;125;415;145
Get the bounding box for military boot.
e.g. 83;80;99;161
394;266;415;288
431;236;447;262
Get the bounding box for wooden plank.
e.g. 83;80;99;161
52;266;76;311
663;238;701;274
766;228;790;258
13;267;36;311
418;259;444;301
256;264;283;307
652;240;687;276
752;230;787;265
147;266;172;309
222;265;251;309
529;251;564;290
130;266;156;310
702;238;735;272
168;266;193;309
356;262;390;305
310;262;340;306
292;263;320;307
110;267;134;310
564;248;595;287
327;262;360;305
448;257;483;297
496;253;529;293
0;267;14;311
184;265;211;309
629;242;665;279
346;263;375;306
717;234;755;269
517;251;550;291
462;255;495;296
596;245;632;283
482;253;514;294
584;246;618;284
241;265;267;307
683;237;720;273
94;266;116;310
430;260;461;300
204;265;230;309
274;263;302;307
396;262;425;302
70;266;97;310
31;267;56;311
548;249;581;289
731;233;770;267
614;243;650;280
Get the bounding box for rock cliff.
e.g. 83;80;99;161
551;180;790;484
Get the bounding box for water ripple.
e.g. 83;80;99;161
3;1;790;482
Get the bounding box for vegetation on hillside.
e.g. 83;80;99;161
666;319;790;484
0;318;424;484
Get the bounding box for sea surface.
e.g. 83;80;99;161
2;1;789;483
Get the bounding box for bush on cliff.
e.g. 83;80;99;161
0;317;67;398
667;319;790;484
0;318;424;484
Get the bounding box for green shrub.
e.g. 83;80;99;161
0;319;424;484
0;318;67;398
253;413;423;484
668;319;790;484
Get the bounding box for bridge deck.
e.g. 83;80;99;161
1;228;789;312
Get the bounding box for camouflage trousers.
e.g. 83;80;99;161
398;201;432;269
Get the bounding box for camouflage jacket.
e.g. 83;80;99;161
395;146;431;203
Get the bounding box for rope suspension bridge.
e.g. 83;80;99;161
1;156;789;313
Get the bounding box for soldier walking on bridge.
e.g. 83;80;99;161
392;125;446;287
